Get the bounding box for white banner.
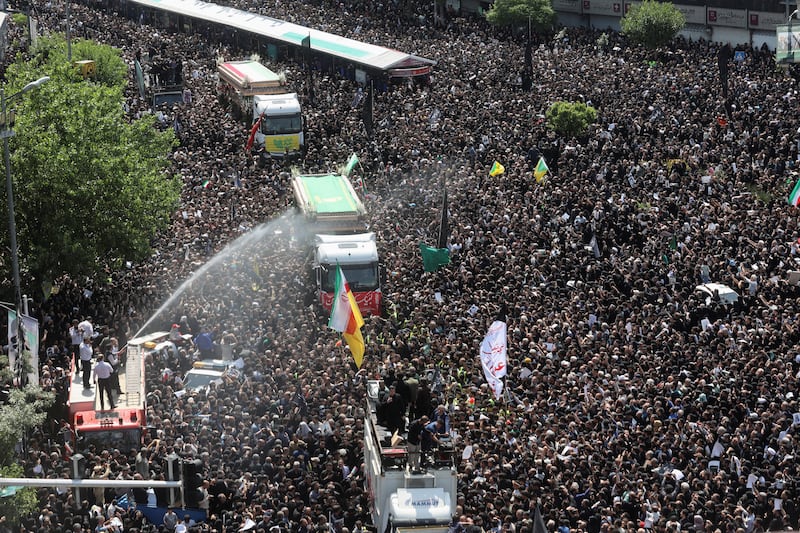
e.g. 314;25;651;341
7;310;39;386
480;320;507;400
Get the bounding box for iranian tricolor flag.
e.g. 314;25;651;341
328;265;366;368
789;178;800;207
245;114;263;152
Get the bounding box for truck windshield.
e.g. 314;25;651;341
322;263;378;292
153;91;184;108
77;428;141;453
263;113;302;135
183;370;224;391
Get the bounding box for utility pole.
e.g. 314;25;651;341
66;1;72;62
1;76;50;387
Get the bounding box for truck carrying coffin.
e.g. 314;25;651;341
314;233;381;315
217;60;304;156
291;173;367;235
217;60;288;96
291;172;380;315
364;380;456;533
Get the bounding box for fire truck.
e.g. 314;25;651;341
67;331;168;452
364;380;457;533
291;173;381;316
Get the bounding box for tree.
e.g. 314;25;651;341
1;35;180;295
0;387;54;465
546;101;597;139
0;387;54;526
31;34;128;87
620;0;685;49
0;464;39;526
485;0;555;30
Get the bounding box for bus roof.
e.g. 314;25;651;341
127;0;435;74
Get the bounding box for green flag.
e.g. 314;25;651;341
0;486;22;498
344;153;359;176
419;242;450;272
534;157;549;182
135;60;145;98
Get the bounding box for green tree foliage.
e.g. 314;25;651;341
546;101;597;138
0;387;54;526
10;13;27;28
1;36;180;290
0;464;39;526
0;356;12;385
8;14;29;48
27;35;128;88
620;0;685;49
0;387;54;465
485;0;556;31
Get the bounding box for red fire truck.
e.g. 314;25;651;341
67;331;168;452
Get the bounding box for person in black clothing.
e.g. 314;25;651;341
420;419;444;468
414;379;433;421
378;385;406;435
208;470;230;505
393;374;412;412
406;416;427;472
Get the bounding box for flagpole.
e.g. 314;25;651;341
358;159;367;195
304;32;314;105
437;180;445;249
362;80;374;139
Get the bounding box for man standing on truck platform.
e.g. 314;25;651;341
79;337;94;389
69;319;83;369
407;416;427;472
93;354;116;410
379;384;407;436
421;417;442;468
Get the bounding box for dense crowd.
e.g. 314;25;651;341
7;0;800;532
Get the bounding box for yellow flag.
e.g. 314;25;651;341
489;161;505;176
534;157;549;182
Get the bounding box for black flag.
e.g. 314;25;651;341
533;506;548;533
523;34;533;91
717;44;731;98
362;82;374;138
302;33;314;105
437;187;448;250
495;303;508;324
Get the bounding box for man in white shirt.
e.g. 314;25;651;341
162;507;179;532
93;354;115;410
175;514;194;533
78;317;94;341
79;339;94;389
69;319;83;369
106;349;122;394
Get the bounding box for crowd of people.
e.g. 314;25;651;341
7;0;800;531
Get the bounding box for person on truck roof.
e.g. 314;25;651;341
421;418;444;468
406;415;427;472
378;384;406;436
